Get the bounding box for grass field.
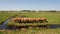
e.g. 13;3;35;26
0;11;60;25
0;11;17;24
5;11;60;26
0;28;60;34
0;11;60;34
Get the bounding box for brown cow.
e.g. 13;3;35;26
40;17;48;23
13;17;48;23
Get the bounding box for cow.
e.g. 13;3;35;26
39;17;48;23
13;17;48;23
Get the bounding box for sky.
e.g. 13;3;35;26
0;0;60;11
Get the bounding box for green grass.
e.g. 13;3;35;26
0;12;18;24
16;12;60;23
5;12;60;26
0;11;60;34
0;11;60;25
0;28;60;34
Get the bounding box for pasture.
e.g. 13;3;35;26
0;28;60;34
0;11;60;34
6;11;60;26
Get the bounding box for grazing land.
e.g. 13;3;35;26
0;28;60;34
0;11;60;34
6;11;60;26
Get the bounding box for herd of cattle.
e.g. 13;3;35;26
13;17;48;23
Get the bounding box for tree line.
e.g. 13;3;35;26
0;10;60;12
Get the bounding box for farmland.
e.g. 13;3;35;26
0;11;60;26
0;12;16;24
6;11;60;26
0;28;60;34
0;11;60;34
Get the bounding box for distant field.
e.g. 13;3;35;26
0;12;17;24
0;11;60;25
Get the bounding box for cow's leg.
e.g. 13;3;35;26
44;20;48;23
38;20;44;23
